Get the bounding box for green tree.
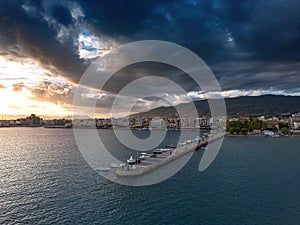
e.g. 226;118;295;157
229;127;235;134
241;127;248;135
281;127;289;135
234;126;241;134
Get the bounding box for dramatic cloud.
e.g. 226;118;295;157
0;0;299;117
214;61;300;92
0;82;72;118
12;82;25;91
29;81;76;105
1;1;299;84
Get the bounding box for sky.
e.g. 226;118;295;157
0;0;299;119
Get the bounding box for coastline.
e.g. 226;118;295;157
225;133;300;138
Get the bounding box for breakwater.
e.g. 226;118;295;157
116;132;224;177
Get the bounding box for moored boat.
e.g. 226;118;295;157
179;141;186;146
111;163;121;168
95;167;110;171
127;156;136;165
159;147;170;152
139;153;148;160
152;149;163;154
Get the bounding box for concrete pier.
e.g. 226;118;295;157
116;133;225;177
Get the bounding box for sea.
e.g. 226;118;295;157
0;127;299;225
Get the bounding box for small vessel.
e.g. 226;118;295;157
166;145;176;149
186;139;192;144
179;141;186;146
272;134;280;138
201;146;208;150
95;167;110;171
139;153;148;160
111;163;121;168
194;136;200;142
159;147;170;152
127;156;136;165
153;149;163;154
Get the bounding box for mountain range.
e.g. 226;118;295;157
130;95;300;118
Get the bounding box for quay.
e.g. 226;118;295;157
116;132;224;177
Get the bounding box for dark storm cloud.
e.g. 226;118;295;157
51;5;73;26
79;0;158;36
213;61;300;91
0;0;87;82
224;0;300;61
79;0;300;62
0;0;299;93
102;62;200;94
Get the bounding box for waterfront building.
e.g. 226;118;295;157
197;117;212;129
96;118;105;127
253;129;262;135
112;118;129;128
150;117;165;129
257;116;267;121
0;120;10;127
294;122;300;129
263;130;275;136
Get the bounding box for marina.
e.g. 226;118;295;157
115;132;224;177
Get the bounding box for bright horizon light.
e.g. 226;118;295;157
0;56;73;119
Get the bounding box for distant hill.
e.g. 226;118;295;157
130;95;300;118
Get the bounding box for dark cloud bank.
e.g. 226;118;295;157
0;0;299;94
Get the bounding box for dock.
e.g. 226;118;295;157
115;132;224;177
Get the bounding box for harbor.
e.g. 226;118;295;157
115;132;224;177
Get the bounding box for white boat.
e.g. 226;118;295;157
95;167;110;171
139;153;147;160
111;163;121;168
159;147;170;152
272;134;280;138
127;156;136;164
186;139;192;144
194;136;200;142
179;141;186;146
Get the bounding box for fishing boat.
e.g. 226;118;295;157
186;139;192;144
152;149;163;154
127;156;136;165
111;163;121;168
178;141;186;146
139;153;148;160
95;167;110;171
272;134;280;138
159;147;170;152
201;146;208;150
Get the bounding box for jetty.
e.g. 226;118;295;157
115;132;224;177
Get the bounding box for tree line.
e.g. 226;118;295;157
226;118;289;135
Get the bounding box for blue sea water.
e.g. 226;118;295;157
0;127;300;225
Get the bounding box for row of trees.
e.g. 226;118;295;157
226;118;289;135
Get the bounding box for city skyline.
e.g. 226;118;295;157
0;1;299;118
